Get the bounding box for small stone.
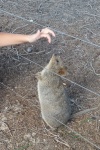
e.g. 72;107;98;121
32;132;36;137
0;122;8;131
1;115;7;122
29;20;33;22
24;133;31;140
27;47;32;53
63;83;66;85
43;139;46;142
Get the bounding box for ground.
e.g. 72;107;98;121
0;0;100;150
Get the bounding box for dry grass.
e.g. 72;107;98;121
0;0;100;149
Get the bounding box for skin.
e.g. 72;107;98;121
0;28;55;47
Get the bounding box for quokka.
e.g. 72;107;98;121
36;54;71;129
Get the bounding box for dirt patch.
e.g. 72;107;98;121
0;0;100;150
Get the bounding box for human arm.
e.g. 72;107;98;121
0;28;55;47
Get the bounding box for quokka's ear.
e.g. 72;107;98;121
52;54;55;57
51;54;56;60
35;72;42;80
48;54;56;67
58;68;67;76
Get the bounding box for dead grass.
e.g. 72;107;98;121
0;0;100;149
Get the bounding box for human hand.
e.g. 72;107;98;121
28;28;55;43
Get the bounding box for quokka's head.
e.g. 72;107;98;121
47;54;67;76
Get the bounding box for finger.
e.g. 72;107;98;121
36;30;41;36
40;33;51;43
41;28;55;37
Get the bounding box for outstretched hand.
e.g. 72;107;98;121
0;28;55;47
28;28;55;43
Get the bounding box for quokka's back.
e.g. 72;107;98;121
36;54;71;129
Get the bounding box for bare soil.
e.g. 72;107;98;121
0;0;100;150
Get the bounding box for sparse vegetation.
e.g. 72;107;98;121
0;0;100;149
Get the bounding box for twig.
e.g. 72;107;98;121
22;50;45;55
12;24;29;33
54;136;70;148
90;61;100;76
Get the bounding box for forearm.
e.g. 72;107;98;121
0;32;30;47
0;28;55;47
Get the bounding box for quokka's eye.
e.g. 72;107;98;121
56;59;59;63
